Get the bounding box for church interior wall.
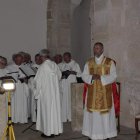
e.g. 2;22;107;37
71;0;91;70
0;0;47;62
91;0;140;129
47;0;71;58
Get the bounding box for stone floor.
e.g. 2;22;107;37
9;121;138;140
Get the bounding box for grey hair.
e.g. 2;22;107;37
18;51;26;57
39;49;50;59
55;54;62;58
0;57;7;63
12;53;17;59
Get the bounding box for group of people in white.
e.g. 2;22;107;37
0;42;117;140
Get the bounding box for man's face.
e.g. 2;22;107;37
93;45;104;58
64;54;71;63
35;56;42;65
15;56;23;66
55;55;62;64
22;55;27;63
0;60;7;69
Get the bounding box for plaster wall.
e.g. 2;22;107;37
91;0;140;128
0;0;47;62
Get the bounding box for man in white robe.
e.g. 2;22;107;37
34;49;63;138
0;57;10;121
8;53;17;66
59;52;82;122
28;54;42;122
82;42;117;140
7;54;29;123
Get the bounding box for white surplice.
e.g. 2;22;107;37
28;63;40;122
59;59;82;122
34;60;63;136
0;67;10;122
8;60;15;66
7;64;29;123
81;54;117;140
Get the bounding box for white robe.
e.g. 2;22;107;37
34;60;63;136
8;60;15;66
0;67;10;122
7;64;29;123
28;63;40;122
81;54;117;140
59;59;82;122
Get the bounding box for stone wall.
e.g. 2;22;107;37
91;0;140;129
47;0;71;58
71;83;84;132
71;0;91;70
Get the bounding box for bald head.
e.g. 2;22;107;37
15;54;23;66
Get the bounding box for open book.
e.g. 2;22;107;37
19;67;37;79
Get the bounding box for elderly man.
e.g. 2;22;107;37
59;52;82;122
82;42;117;140
7;54;29;123
28;54;42;122
0;57;10;121
8;53;17;66
31;54;42;68
34;49;63;138
0;57;9;76
55;54;63;65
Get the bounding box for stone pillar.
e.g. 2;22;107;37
71;83;84;131
0;94;6;139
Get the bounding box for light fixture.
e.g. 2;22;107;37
1;76;16;92
0;76;16;140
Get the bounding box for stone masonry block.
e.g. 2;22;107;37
71;83;84;132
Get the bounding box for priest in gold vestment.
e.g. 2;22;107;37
82;42;117;140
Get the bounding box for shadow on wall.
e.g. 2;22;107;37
71;0;91;70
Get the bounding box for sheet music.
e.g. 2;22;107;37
30;67;37;74
7;71;19;82
19;67;36;78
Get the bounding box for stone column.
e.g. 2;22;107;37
0;94;7;140
71;83;84;131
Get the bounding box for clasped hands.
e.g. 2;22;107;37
92;74;101;80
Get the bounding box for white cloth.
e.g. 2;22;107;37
81;54;117;140
31;63;40;68
7;64;29;123
59;59;82;122
34;60;63;136
28;63;40;122
8;60;15;66
0;67;10;122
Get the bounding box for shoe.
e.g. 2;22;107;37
88;138;91;140
41;133;54;138
55;134;60;137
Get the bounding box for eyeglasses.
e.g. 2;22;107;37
0;62;7;66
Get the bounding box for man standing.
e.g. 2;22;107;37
34;49;63;138
28;54;42;122
55;54;63;65
82;42;117;140
8;53;17;66
59;52;82;122
31;54;42;68
7;54;29;123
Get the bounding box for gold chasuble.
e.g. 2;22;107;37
87;57;113;115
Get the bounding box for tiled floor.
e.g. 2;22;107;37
11;121;138;140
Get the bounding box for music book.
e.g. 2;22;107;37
7;71;19;82
62;70;71;79
19;66;37;79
